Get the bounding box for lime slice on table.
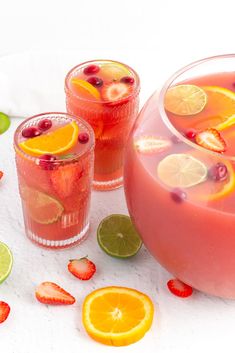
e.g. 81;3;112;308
0;242;13;284
0;112;11;134
97;214;142;258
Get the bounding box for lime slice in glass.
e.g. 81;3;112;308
0;242;13;284
97;214;142;258
0;112;11;134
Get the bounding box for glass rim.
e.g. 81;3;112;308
64;59;140;104
14;112;95;163
158;53;235;161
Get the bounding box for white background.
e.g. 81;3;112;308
1;0;235;352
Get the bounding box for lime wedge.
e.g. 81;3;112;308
97;214;142;258
0;112;11;134
0;242;13;284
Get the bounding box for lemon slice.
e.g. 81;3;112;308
100;62;131;81
164;84;207;116
0;242;13;284
157;154;208;188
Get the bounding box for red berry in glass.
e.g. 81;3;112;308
38;119;52;131
22;126;41;138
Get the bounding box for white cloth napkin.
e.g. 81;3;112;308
0;50;85;118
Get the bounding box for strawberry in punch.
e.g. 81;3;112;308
14;113;94;249
65;60;140;190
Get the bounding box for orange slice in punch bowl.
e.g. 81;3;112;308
82;286;154;346
19;121;79;156
71;78;100;100
164;84;207;116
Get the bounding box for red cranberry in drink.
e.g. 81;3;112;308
83;64;100;75
38;119;52;131
78;132;89;144
171;134;181;144
120;76;135;85
171;188;187;203
39;154;57;170
208;163;228;182
22;126;41;138
87;76;103;87
185;129;197;139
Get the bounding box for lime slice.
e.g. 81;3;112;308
0;242;13;284
157;154;208;188
97;214;142;258
100;63;131;81
0;112;11;134
21;186;64;224
164;84;207;116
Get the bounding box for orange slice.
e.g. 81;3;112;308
19;121;79;156
71;78;100;99
164;84;207;115
20;186;64;224
82;286;154;346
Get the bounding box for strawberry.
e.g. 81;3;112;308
50;164;83;198
35;282;75;305
167;279;193;298
195;128;226;153
68;257;96;280
0;301;10;324
101;82;133;103
0;171;3;180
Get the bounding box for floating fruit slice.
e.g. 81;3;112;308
215;114;235;131
82;286;154;346
0;112;11;134
71;78;100;99
101;82;133;102
100;62;131;81
0;242;13;284
195;128;226;153
164;84;207;116
97;214;142;258
134;136;171;154
157;154;208;188
19;121;79;156
21;186;64;224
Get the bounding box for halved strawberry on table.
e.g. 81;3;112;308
68;257;96;280
195;128;226;153
167;279;193;298
35;282;75;305
0;301;10;324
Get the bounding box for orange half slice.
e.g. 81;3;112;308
71;78;100;100
19;121;79;156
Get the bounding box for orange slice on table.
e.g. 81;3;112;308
82;286;154;347
164;84;207;116
71;78;100;100
19;121;79;156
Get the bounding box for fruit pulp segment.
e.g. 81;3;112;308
124;72;235;298
65;61;139;190
15;116;93;248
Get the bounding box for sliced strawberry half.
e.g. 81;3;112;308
101;82;133;103
134;136;171;154
167;279;193;298
0;301;10;324
50;164;83;199
195;128;226;153
0;171;3;180
35;282;75;305
68;257;96;280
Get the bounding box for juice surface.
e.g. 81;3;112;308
124;72;235;298
15;114;94;249
65;60;140;190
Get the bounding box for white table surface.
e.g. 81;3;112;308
1;0;235;352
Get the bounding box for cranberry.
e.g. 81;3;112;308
87;76;103;87
78;132;89;144
83;64;100;75
120;76;135;85
208;163;228;182
22;126;41;138
38;119;52;131
39;154;57;170
185;129;197;139
171;135;181;144
171;188;187;203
